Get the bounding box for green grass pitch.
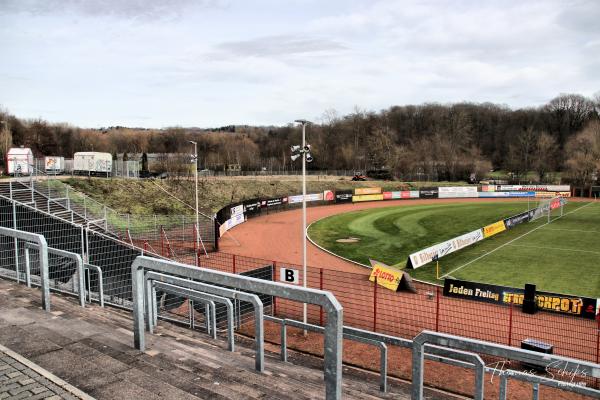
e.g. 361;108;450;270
307;201;600;297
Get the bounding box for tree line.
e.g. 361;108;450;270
1;93;599;185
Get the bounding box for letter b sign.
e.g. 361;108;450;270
279;267;299;285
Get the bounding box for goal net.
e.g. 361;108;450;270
530;196;567;223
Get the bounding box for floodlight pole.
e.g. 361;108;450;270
190;141;200;265
295;119;309;334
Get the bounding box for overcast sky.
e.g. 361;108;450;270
1;0;599;128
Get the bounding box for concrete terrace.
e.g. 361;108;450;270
0;278;460;400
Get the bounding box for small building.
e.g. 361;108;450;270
6;147;34;175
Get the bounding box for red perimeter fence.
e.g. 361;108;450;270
195;251;599;366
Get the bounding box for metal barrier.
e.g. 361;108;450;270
150;281;235;351
145;272;264;370
131;256;344;400
83;264;104;307
24;242;85;308
265;316;485;397
412;330;600;400
0;226;50;311
264;315;389;393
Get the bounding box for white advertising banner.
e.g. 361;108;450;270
288;193;324;204
438;186;479;198
219;213;245;237
230;204;244;217
408;228;484;268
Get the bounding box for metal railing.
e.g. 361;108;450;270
0;226;50;311
150;281;235;351
131;255;344;400
412;330;600;400
23;242;85;308
145;271;265;370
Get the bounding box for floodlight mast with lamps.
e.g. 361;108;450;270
189;140;200;264
294;119;310;332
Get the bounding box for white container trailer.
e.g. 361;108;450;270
6;147;34;175
73;152;113;176
44;156;65;175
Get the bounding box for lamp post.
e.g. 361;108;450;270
189;141;200;265
294;119;310;331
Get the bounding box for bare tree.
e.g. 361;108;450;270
564;121;600;186
0;120;12;169
532;132;559;183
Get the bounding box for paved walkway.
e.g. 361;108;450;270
0;344;92;400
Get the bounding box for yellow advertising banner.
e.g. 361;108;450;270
355;187;382;195
483;220;506;238
352;194;384;202
369;260;403;291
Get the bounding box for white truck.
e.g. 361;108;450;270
73;152;112;176
6;147;34;175
44;156;65;175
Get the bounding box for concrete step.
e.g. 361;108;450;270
0;279;427;400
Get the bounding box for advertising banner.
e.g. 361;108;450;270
503;210;534;229
261;197;287;208
369;260;403;291
478;192;509;198
547;185;571;192
400;191;411;199
288;193;324;204
383;192;393;200
410;190;420;198
355;187;382;195
483;220;506;238
408;228;484;269
335;190;353;203
481;185;497;192
443;279;599;319
231;204;244;217
323;190;335;201
438;186;479;198
353;194;384;202
508;191;535;197
419;188;439;199
243;199;262;216
388;191;402;199
219;213;245;237
499;185;524;191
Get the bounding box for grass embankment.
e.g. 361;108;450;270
308;201;600;297
63;176;429;214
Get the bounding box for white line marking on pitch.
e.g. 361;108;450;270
541;228;600;234
507;243;600;255
440;202;595;279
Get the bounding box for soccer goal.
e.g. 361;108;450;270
530;196;567;223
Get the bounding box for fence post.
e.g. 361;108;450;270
213;218;219;251
508;303;513;346
272;261;277;317
160;225;164;256
232;254;236;274
596;317;600;365
435;286;440;332
320;268;324;326
373;281;377;332
193;223;197;253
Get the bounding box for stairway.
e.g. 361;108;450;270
0;180;111;235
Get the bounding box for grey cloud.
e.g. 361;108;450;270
0;0;226;20
556;1;600;35
215;35;347;58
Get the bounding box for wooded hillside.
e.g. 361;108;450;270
1;93;599;184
